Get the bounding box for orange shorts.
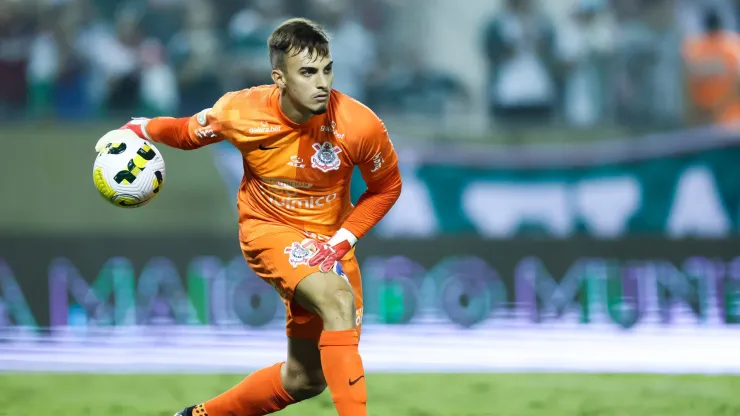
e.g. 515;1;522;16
239;221;363;341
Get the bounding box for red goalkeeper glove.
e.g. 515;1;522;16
95;118;152;152
119;117;151;140
308;228;358;273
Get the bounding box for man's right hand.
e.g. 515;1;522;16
95;118;151;152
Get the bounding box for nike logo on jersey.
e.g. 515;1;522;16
349;375;365;386
259;144;279;150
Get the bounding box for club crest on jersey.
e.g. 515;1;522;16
311;142;342;172
284;239;319;268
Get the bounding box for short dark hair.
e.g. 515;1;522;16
268;18;330;70
704;9;722;33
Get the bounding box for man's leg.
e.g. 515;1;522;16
193;256;365;416
280;337;328;400
175;228;365;416
185;337;325;416
293;270;367;416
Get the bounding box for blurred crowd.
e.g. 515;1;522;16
2;0;740;133
482;0;740;131
0;0;428;120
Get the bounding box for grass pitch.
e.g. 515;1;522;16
0;373;738;415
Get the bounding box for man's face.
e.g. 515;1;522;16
279;48;334;115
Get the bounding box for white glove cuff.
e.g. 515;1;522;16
132;118;153;141
329;228;358;247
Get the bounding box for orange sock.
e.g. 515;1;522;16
318;329;367;416
202;362;296;416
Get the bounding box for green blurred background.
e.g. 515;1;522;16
3;122;235;235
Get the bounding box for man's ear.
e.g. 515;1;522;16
272;68;286;89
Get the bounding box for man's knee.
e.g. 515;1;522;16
318;286;355;322
282;366;327;401
294;271;356;328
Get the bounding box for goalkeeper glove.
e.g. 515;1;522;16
94;118;151;152
308;228;358;273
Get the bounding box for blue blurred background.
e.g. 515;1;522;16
2;0;740;376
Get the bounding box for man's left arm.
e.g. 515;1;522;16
341;119;402;239
308;118;402;272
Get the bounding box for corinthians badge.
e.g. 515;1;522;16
311;142;342;172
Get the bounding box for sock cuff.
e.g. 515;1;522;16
318;328;359;347
270;362;296;404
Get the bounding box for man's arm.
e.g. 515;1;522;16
340;119;402;240
308;117;402;272
113;92;237;151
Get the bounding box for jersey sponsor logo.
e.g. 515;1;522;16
311;142;342;172
287;155;305;168
194;126;218;139
259;177;313;189
321;120;345;139
262;191;338;210
303;230;330;243
284;239;319;268
370;151;384;173
249;121;282;134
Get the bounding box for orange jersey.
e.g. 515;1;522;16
150;85;401;241
683;32;740;109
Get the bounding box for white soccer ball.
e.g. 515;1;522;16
93;129;166;208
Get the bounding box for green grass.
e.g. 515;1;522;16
0;373;738;415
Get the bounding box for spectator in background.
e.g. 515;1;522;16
366;45;469;118
133;0;184;45
27;5;66;118
677;0;737;35
614;0;683;129
0;1;35;120
28;2;89;119
682;8;740;127
105;9;144;114
168;0;223;116
227;0;289;91
76;1;144;116
482;0;557;128
556;0;615;127
139;39;179;115
311;0;377;102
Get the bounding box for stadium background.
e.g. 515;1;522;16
2;0;740;414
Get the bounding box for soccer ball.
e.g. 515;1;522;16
93;129;166;208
